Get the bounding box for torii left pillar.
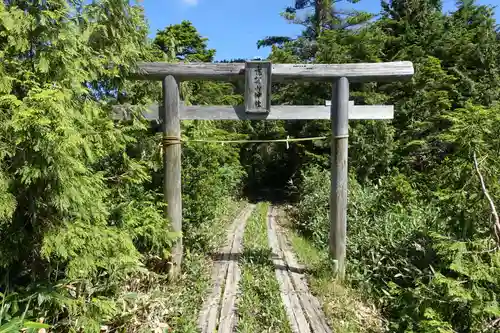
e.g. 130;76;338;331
162;75;182;280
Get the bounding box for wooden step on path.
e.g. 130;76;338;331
198;204;255;333
267;206;332;333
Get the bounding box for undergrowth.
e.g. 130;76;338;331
0;199;244;333
290;165;500;333
278;209;387;333
110;199;246;333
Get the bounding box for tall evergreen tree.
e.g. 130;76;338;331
154;20;215;62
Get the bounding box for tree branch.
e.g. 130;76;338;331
473;151;500;247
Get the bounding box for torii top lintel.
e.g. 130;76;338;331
132;61;414;83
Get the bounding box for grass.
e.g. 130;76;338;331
276;207;387;333
236;202;291;333
114;198;246;333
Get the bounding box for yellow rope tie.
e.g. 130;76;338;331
162;135;182;147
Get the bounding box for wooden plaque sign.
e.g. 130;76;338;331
244;61;272;113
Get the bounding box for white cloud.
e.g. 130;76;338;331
181;0;198;6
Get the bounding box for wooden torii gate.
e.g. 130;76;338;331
120;60;414;279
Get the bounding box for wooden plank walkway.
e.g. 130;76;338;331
267;206;332;333
198;204;255;333
198;203;331;333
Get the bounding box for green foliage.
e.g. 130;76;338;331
181;121;246;251
293;162;500;331
278;1;500;331
0;171;15;222
0;295;50;333
0;1;246;331
41;222;141;280
0;0;153;275
0;0;176;329
291;166;330;246
154;20;215;62
285;227;387;333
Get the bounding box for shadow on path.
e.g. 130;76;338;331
209;248;307;275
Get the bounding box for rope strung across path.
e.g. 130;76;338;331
161;135;328;149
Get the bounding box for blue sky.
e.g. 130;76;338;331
141;0;499;61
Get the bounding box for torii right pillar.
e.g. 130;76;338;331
330;77;349;279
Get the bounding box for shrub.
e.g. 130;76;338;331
291;166;500;332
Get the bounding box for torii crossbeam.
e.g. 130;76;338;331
121;60;414;279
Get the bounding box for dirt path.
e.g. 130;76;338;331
267;205;332;333
197;203;255;333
